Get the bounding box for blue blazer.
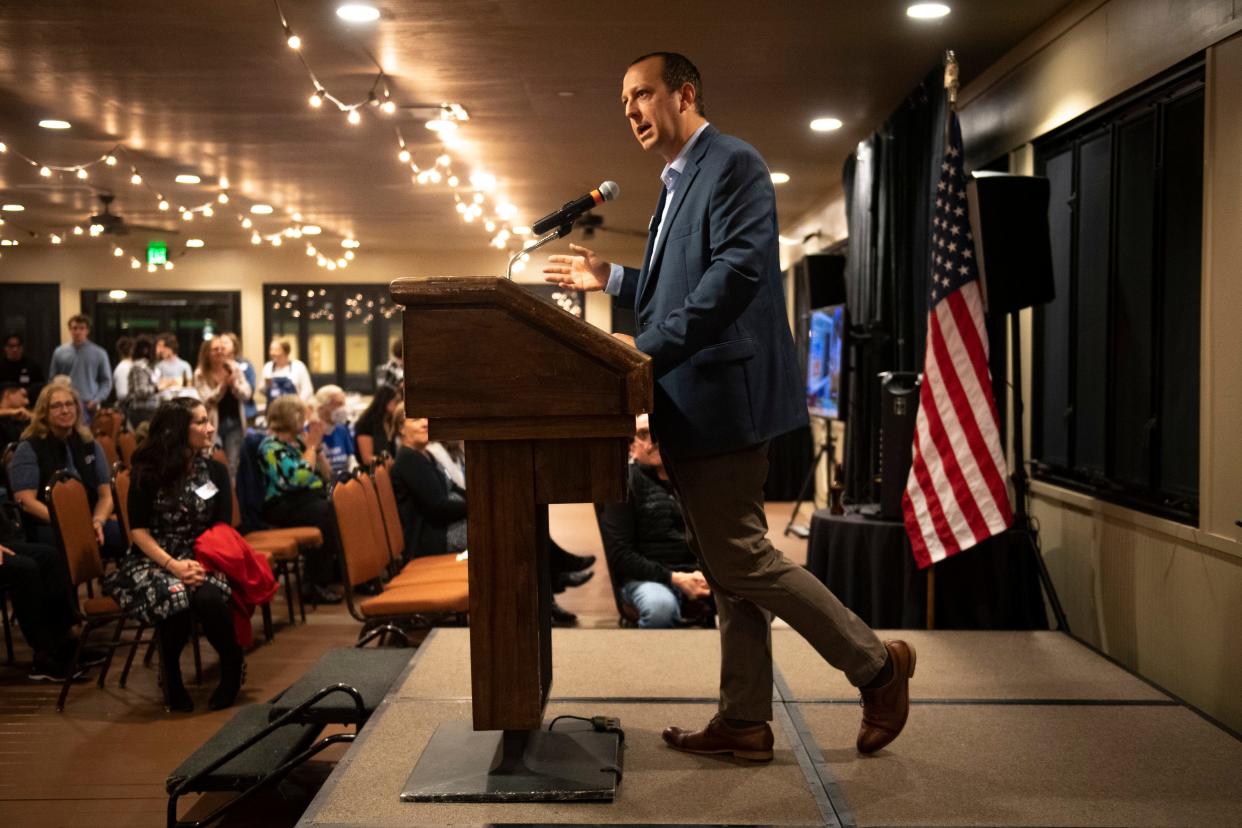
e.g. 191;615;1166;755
617;125;807;458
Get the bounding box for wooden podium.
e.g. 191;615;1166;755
391;276;651;801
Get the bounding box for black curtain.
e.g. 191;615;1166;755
843;64;946;504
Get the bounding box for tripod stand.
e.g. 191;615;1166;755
784;416;836;538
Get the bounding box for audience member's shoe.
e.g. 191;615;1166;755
549;600;578;627
552;568;593;593
662;714;774;761
551;546;596;573
857;640;916;754
165;684;195;714
77;646;111;668
302;584;343;605
354;578;382;596
209;652;246;711
27;657;87;683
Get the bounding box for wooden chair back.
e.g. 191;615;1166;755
331;474;386;588
118;432;138;466
95;434;118;467
91;408;122;441
46;471;104;589
112;463;132;544
371;463;405;563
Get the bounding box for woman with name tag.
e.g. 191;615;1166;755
105;398;243;713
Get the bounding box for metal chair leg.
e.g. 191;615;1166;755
2;590;13;665
96;617;126;688
261;603;274;643
296;557;306;623
56;624;91;713
191;621;203;686
119;623;146;688
280;561;296;626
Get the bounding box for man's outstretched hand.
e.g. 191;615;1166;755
543;243;611;291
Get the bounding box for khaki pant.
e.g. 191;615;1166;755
662;441;888;721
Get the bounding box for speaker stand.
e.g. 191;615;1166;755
1008;311;1070;632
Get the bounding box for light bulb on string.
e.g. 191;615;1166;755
182;211;193;221
447;175;459;188
130;172;142;185
241;217;252;229
271;236;282;247
148;263;157;273
164;261;174;271
309;91;324;108
73;226;84;235
347;109;361;126
344;250;355;260
50;234;62;244
381;100;396;115
113;247;123;257
131;258;140;269
105;154;117;166
286;32;301;50
398;149;410;163
218;176;229;189
158;199;169;211
76;168;88;180
251;232;261;244
40;166;51;177
202;205;213;217
217;193;229;204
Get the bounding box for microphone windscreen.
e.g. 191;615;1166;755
599;181;620;202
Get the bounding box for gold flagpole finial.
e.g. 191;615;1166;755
944;49;959;108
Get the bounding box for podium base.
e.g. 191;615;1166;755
401;721;622;803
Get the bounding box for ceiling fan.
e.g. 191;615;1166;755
575;213;646;240
89;192;180;236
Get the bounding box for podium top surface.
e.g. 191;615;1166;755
391;276;652;433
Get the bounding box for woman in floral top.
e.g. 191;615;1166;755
104;398;243;713
258;395;341;605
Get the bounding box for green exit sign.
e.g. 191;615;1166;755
147;241;168;265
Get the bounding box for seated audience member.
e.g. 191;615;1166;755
376;339;404;392
8;384;125;558
257;395;341;605
194;337;252;479
391;415;592;623
1;333;45;403
154;332;194;394
103;399;243;712
312;385;355;477
111;335;134;408
353;384;402;468
261;339;313;403
122;336;160;428
391;416;467;559
599;414;714;628
1;382;32;446
1;540;107;681
217;332;258;423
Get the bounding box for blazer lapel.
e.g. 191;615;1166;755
638;126;717;306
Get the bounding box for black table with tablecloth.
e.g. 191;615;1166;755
804;509;1047;629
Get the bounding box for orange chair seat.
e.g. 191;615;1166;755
244;535;300;561
82;596;122;616
358;582;468;617
388;560;469;587
245;527;322;549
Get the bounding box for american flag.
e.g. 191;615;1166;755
902;113;1012;569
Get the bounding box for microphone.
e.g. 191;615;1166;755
531;181;620;236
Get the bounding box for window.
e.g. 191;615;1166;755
83;289;241;368
263;285;400;393
1032;59;1203;523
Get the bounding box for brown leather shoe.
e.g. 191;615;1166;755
662;714;774;761
857;640;916;754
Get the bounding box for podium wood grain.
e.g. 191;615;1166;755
392;276;652;732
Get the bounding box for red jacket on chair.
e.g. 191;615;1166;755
195;523;279;647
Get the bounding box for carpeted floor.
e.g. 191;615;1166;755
300;627;1242;827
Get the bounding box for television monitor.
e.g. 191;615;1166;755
806;304;847;420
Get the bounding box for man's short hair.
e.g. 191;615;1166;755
68;314;91;330
115;335;134;358
157;332;179;353
629;51;705;116
4;333;22;347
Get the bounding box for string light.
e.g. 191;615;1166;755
347;108;362;125
309;90;324;108
76;168;88;180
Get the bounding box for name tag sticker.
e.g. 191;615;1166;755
195;481;219;500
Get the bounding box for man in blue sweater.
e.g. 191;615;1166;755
49;315;111;416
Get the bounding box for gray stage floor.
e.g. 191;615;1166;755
299;628;1242;827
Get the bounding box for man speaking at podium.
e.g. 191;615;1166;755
545;52;915;757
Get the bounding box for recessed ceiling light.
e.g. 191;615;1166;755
341;238;360;248
300;225;322;235
174;174;201;184
770;172;791;185
250;204;274;214
336;3;380;23
810;117;843;132
1;204;25;211
108;290;128;300
185;239;205;248
907;3;951;19
38;119;71;130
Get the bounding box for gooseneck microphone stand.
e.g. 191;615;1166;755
507;223;575;280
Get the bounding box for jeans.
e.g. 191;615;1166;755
216;419;244;482
620;579;682;628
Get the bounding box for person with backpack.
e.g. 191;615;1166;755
124;336;160;428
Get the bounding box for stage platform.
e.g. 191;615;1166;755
299;628;1242;827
